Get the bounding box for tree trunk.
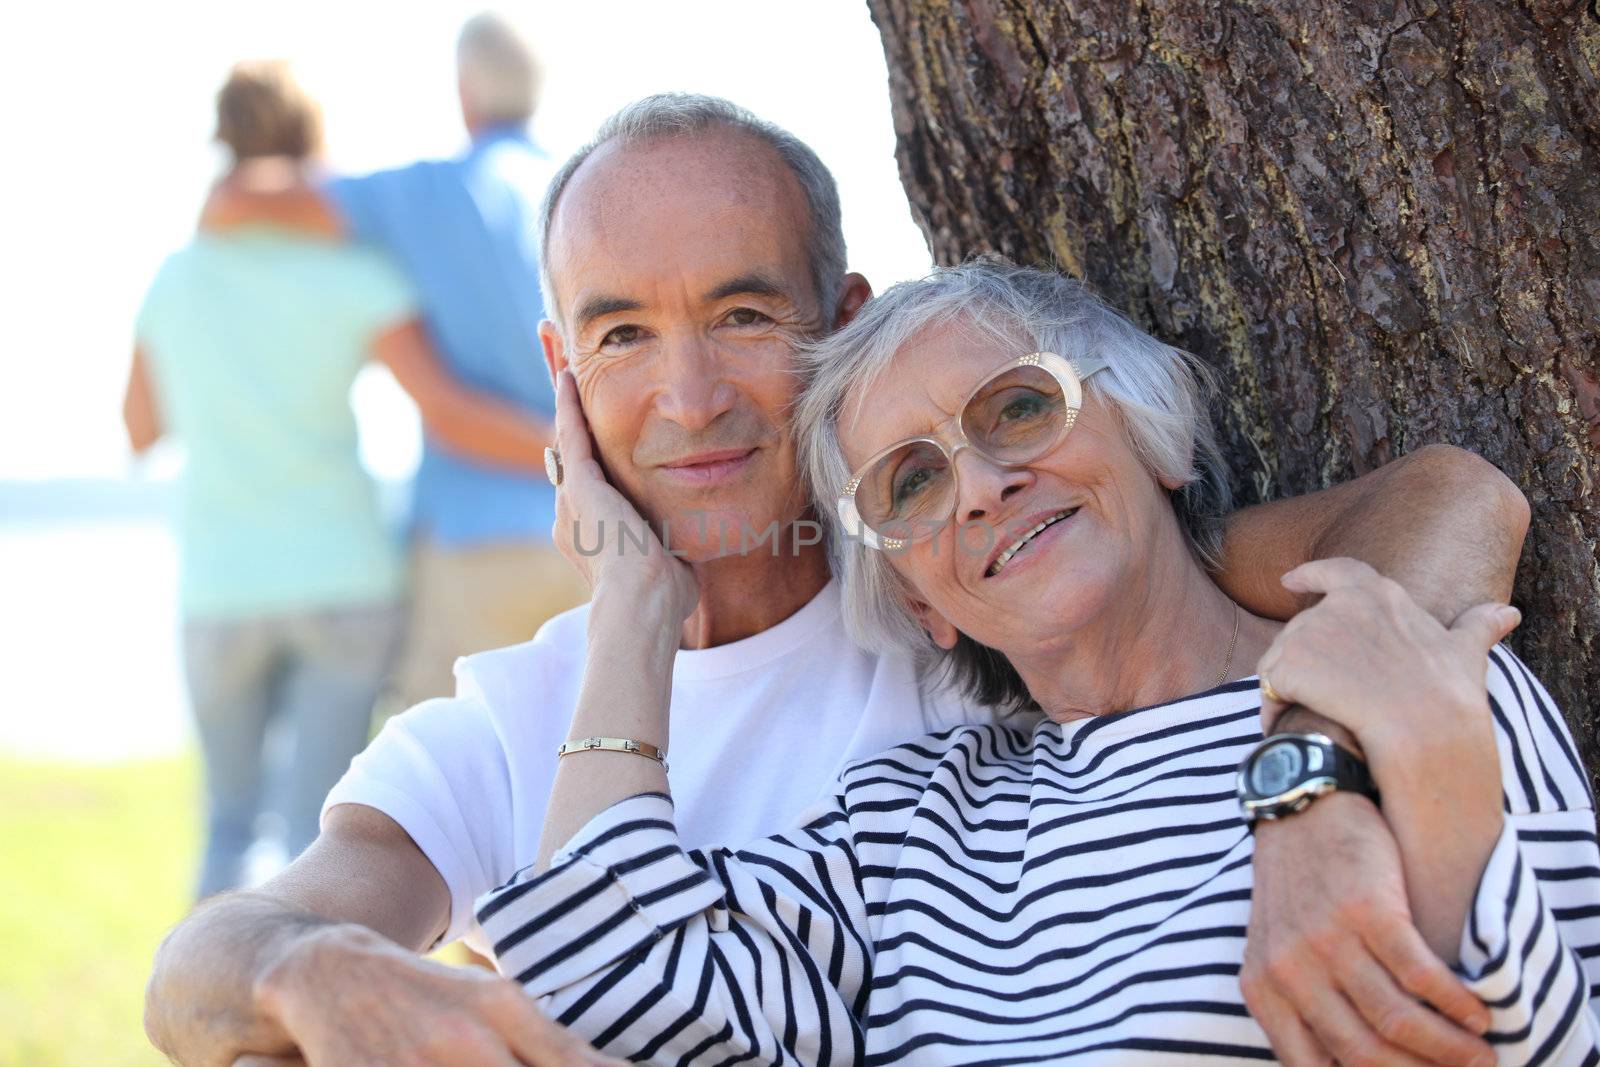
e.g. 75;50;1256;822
869;0;1600;785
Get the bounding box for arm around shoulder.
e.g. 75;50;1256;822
199;162;344;239
372;318;550;474
1378;444;1531;596
1217;444;1529;623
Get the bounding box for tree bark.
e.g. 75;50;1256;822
870;0;1600;785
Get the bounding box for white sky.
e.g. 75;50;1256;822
0;0;933;481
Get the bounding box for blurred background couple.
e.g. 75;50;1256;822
122;14;588;899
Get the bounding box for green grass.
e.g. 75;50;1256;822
0;756;199;1067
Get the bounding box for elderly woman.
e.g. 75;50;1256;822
479;264;1599;1064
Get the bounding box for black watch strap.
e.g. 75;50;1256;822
1326;740;1380;804
1239;732;1381;824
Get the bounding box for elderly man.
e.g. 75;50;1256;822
203;12;587;709
147;94;1529;1067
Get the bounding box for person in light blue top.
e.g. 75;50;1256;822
125;59;558;898
202;12;588;710
136;233;413;619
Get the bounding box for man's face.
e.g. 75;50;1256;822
541;129;829;561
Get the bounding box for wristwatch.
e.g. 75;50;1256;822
1237;732;1379;824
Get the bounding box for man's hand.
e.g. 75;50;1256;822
144;805;617;1067
253;923;621;1066
1242;793;1494;1067
1243;557;1522;1067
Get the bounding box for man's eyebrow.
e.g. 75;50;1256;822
574;295;643;332
704;273;791;304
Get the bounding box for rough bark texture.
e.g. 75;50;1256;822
870;0;1600;786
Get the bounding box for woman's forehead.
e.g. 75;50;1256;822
836;322;1016;463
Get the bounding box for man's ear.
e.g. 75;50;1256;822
907;596;960;650
539;319;567;386
833;273;873;330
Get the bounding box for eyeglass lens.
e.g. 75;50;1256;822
855;364;1068;535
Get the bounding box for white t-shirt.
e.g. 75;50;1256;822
323;579;992;953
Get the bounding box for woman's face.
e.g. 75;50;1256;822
836;320;1184;664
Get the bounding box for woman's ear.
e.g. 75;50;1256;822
907;597;960;650
1157;440;1197;492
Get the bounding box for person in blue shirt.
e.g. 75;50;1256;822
123;59;555;897
201;12;586;710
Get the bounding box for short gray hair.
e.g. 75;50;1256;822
796;260;1232;711
457;12;541;126
538;93;846;332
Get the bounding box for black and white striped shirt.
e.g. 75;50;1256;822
478;647;1600;1064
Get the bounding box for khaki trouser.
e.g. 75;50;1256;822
389;540;589;711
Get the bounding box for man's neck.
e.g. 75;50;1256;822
679;541;832;650
465;117;527;143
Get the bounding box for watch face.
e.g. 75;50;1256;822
1250;741;1304;796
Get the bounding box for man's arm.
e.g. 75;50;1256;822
145;804;445;1065
145;804;602;1067
199;160;344;239
1216;444;1529;624
372;319;551;474
1223;447;1528;1067
122;345;162;453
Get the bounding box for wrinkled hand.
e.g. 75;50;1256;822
253;925;624;1066
1255;558;1516;769
549;369;698;624
1242;793;1494;1067
1242;557;1522;1066
1256;557;1515;961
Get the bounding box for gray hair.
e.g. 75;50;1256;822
796;260;1232;711
457;12;541;126
537;93;846;333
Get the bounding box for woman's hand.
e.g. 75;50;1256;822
1253;557;1520;962
1255;558;1518;748
549;369;698;627
535;370;693;872
1254;557;1517;790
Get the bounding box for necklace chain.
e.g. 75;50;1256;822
1215;603;1240;689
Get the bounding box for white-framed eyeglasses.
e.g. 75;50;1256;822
838;351;1107;550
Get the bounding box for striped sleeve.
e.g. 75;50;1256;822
475;792;872;1064
1459;648;1600;1064
1486;646;1595;815
1458;813;1600;1064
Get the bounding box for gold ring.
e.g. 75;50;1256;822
1260;676;1284;704
544;446;563;488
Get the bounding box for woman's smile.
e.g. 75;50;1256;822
983;505;1080;578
